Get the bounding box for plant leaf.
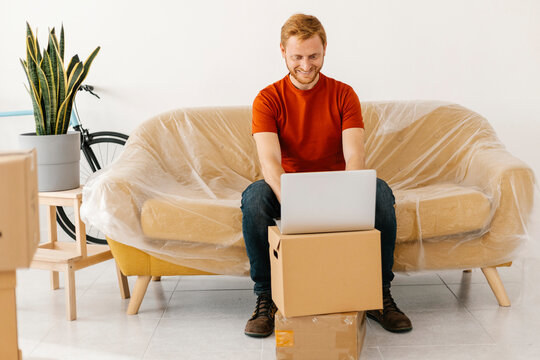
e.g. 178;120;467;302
60;62;83;133
42;51;58;134
36;65;52;135
51;40;66;124
72;46;100;95
21;58;45;135
63;46;100;134
66;54;80;78
48;31;59;107
26;36;40;98
59;24;64;61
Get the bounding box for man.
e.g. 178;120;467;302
241;13;412;338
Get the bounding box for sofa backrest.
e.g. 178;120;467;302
129;107;262;188
362;101;502;189
128;101;502;190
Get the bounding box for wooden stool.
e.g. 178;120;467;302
31;187;130;320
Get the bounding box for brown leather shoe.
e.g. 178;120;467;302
245;293;277;338
367;287;412;333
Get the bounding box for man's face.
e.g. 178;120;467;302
281;35;326;90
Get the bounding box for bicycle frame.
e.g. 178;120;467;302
0;108;81;127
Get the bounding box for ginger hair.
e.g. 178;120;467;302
280;14;327;47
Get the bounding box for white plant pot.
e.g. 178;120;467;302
18;131;80;192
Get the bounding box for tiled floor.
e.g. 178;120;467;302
14;250;540;359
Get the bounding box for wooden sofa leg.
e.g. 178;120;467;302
481;267;511;307
116;262;130;299
127;276;151;315
152;276;161;282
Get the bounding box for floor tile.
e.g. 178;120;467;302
447;282;523;310
392;271;444;286
28;317;160;359
388;285;462;311
379;344;501;360
76;286;173;320
13;252;540;359
163;289;256;319
17;317;58;358
367;308;494;347
176;275;253;291
494;343;540;360
469;306;540;345
360;346;383;360
437;265;523;285
145;351;262;360
143;317;262;359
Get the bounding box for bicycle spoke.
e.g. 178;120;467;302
112;145;118;162
98;143;105;167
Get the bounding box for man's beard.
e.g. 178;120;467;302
286;61;323;86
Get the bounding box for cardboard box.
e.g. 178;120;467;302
269;226;382;317
275;310;366;360
0;150;40;270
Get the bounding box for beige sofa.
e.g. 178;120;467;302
81;101;536;314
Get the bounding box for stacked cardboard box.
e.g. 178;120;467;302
0;150;40;270
275;311;366;360
0;150;39;360
268;226;382;359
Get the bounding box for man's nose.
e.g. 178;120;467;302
300;58;310;71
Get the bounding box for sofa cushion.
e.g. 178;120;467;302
394;184;491;244
141;198;244;247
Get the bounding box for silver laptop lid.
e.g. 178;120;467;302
279;169;377;235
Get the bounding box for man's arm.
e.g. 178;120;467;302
342;127;366;170
253;132;285;202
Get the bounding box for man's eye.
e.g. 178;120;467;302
310;55;318;60
294;56;302;60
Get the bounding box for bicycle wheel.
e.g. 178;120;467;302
56;131;128;244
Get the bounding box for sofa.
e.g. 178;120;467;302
81;101;536;314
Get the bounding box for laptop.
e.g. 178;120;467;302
275;169;377;234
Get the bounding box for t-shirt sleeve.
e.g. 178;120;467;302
252;91;278;134
341;86;364;130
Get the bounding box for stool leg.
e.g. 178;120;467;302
65;264;77;320
73;198;87;258
51;272;59;290
47;205;60;290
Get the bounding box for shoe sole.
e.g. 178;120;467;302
366;312;413;333
244;330;274;338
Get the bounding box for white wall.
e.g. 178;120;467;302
1;0;539;177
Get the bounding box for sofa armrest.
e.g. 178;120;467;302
81;145;168;239
463;148;536;241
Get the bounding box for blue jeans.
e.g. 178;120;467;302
241;178;397;295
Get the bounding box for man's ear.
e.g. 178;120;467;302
323;44;327;57
280;43;286;58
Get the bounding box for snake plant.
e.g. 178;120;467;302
20;23;100;135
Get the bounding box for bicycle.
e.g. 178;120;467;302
0;85;129;245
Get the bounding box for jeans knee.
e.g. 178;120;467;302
375;178;397;228
241;180;277;214
376;178;395;206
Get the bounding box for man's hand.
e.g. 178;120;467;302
253;132;285;202
342;127;366;170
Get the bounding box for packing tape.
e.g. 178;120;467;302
275;330;294;347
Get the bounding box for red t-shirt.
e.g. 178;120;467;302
252;73;364;173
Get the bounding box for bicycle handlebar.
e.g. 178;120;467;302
79;84;100;99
